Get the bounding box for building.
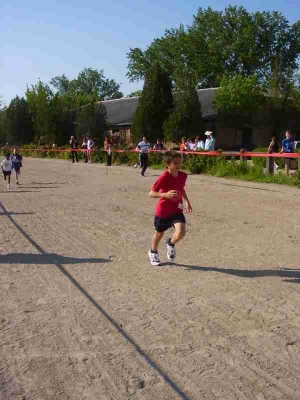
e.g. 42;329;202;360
101;88;300;149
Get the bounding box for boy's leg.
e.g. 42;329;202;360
148;230;164;266
151;231;164;252
167;222;186;261
170;222;186;245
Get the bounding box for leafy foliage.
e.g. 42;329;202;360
164;85;204;142
6;96;34;145
127;6;300;92
131;64;173;142
50;68;123;100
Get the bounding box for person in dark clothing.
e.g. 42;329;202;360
69;136;79;163
106;142;112;166
268;136;280;153
280;130;295;176
268;136;280;171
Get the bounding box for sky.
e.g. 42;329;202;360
1;0;299;105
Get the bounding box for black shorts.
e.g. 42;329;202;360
154;213;186;232
3;171;11;177
14;166;21;173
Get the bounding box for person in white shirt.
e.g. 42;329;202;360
1;153;13;189
136;136;151;176
87;135;95;163
188;138;197;151
204;131;215;151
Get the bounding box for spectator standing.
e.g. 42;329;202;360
268;136;280;170
179;137;188;151
87;135;95;163
280;129;294;176
153;139;165;150
204;131;215;151
188;138;197;151
106;142;113;166
82;136;88;163
69;136;79;163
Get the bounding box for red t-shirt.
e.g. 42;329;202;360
152;171;187;218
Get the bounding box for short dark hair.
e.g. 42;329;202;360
6;152;10;157
164;151;182;165
286;129;293;134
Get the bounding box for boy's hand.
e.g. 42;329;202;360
164;190;178;200
186;200;192;213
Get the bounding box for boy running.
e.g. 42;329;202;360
148;151;192;266
11;148;23;185
1;153;13;189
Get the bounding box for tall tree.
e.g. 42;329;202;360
214;75;266;146
164;85;204;142
127;6;300;90
26;80;55;144
131;64;173;142
0;101;7;145
75;102;107;144
6;96;34;145
50;68;123;100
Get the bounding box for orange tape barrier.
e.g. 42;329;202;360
1;147;300;158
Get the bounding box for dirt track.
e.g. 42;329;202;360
1;157;300;400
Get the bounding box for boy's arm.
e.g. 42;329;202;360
149;190;178;199
182;188;192;213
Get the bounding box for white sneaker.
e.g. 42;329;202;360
7;184;10;189
133;164;138;169
148;250;161;266
167;240;176;261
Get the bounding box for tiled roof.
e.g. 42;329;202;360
101;88;218;126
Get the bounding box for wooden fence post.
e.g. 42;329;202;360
240;149;247;164
284;158;290;176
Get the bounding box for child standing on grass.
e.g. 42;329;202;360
148;151;192;266
1;153;13;189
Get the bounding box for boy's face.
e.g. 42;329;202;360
168;157;182;173
286;132;292;139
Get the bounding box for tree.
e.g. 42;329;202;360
131;64;173;142
213;75;266;146
127;90;142;98
0;102;7;145
6;96;34;145
74;102;107;144
26;80;56;144
50;68;123;100
164;86;204;142
127;7;300;91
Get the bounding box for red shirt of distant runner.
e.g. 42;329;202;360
151;171;187;219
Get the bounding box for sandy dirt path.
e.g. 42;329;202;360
1;157;300;400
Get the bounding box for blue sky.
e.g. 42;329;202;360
1;0;299;105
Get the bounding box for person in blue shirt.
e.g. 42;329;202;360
280;130;294;175
11;148;23;185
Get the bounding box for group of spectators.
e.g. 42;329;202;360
268;129;297;175
179;131;215;152
69;135;94;164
